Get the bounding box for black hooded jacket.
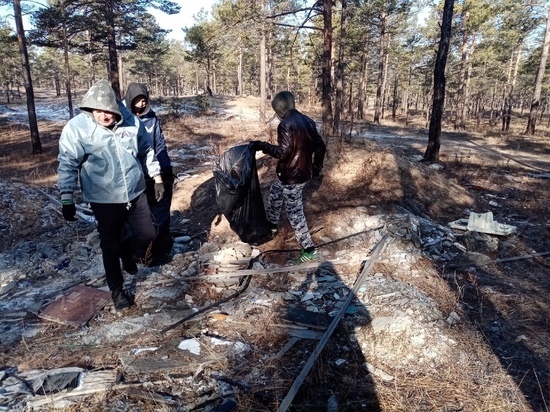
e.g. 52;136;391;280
259;94;326;185
123;83;171;171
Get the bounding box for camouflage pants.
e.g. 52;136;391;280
266;180;314;250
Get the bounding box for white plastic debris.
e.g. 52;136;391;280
130;347;158;355
178;338;201;355
448;211;516;236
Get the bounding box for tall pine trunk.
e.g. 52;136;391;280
321;0;333;137
105;0;120;99
60;0;74;119
424;0;455;162
454;9;469;130
333;0;347;136
503;43;523;131
357;50;368;120
237;47;243;96
525;8;550;135
14;0;42;154
374;9;387;124
260;30;266;121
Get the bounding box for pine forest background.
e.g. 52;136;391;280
1;0;550;145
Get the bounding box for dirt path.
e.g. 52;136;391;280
361;125;550;173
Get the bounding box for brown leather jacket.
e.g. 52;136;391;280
259;109;326;185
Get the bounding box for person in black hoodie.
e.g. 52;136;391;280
250;91;326;262
124;83;174;266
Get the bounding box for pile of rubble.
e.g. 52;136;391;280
1;195;528;410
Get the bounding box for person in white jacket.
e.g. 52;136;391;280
57;79;164;311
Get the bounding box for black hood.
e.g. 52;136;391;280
271;91;295;118
124;82;151;116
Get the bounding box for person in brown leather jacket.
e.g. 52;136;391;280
250;91;326;262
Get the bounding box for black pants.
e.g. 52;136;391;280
91;193;156;291
145;178;174;260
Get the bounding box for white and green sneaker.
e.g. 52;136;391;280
296;249;319;263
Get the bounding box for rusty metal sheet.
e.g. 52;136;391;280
38;285;111;326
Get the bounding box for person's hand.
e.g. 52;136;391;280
154;182;165;202
62;201;77;221
249;141;263;151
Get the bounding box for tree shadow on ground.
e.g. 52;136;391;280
443;258;550;410
278;261;381;411
398;157;550;411
225;257;381;411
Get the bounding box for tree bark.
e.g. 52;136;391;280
502;43;523;131
391;60;398;121
454;9;469;130
238;47;243;96
266;31;274;100
374;9;387;124
333;0;347;136
60;0;74;119
424;0;455;162
357;50;368;120
105;0;120;99
525;8;550;135
14;0;42;154
260;30;266;122
404;64;412;125
321;0;333;137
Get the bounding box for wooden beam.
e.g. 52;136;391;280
188;259;356;280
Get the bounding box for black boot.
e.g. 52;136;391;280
112;289;134;311
121;258;138;274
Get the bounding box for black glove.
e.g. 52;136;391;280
62;202;77;221
161;166;175;178
154;182;165;202
249;140;263;152
161;166;176;184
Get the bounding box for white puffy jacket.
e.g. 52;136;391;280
57;79;161;204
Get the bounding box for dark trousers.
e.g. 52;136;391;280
90;193;156;291
145;178;174;259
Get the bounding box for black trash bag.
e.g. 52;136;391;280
213;144;272;244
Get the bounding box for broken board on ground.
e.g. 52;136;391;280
38;285;111;326
281;308;333;330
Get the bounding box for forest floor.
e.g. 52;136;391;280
0;91;549;412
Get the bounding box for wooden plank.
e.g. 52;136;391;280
275;337;300;359
273;326;324;340
38;285;111;327
189;259;355;280
119;354;191;374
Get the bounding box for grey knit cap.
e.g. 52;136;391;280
79;79;121;118
271;91;295;118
